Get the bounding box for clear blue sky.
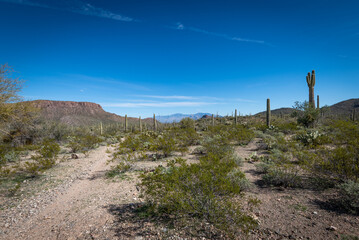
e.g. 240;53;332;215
0;0;358;117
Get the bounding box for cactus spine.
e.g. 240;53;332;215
234;109;238;125
266;98;271;127
139;116;142;132
125;114;128;132
153;114;157;131
306;70;316;108
317;95;320;109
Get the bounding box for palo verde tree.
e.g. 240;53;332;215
0;64;37;144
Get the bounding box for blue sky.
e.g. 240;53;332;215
0;0;358;117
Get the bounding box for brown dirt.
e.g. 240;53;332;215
1;140;358;239
237;139;359;240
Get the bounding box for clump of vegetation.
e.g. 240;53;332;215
67;135;102;154
338;180;359;214
262;165;302;188
292;101;320;127
138;137;259;236
24;139;60;175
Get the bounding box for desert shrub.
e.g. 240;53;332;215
276;121;298;134
139;155;258;236
0;145;20;166
338;180;359;214
37;139;60;159
106;162;132;178
230;125;255;145
154;132;178;157
262;166;302;188
256;158;275;174
67;135;102;153
179;117;195;129
202;135;233;158
292;101;320;127
24;139;60;175
227;168;253;191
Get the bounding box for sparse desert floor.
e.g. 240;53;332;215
1;140;358;240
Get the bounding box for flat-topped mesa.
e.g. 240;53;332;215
32;100;103;110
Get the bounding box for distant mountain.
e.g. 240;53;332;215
156;113;212;123
254;108;296;117
328;98;359;116
27;100;154;126
254;98;359;117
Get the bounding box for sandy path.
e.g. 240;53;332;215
1;146;141;240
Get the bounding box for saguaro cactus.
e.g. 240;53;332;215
266;98;271;127
306;70;316;108
139;116;142;132
100;122;103;135
317;95;320;109
352;109;356;121
212;114;215;126
153;114;157;131
234;109;238;125
125;114;128;132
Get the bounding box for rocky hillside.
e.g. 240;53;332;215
28;100;152;126
255;98;359;117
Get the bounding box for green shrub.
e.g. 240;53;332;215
292;101;320;127
256;158;275;174
67;135;102;153
155;132;178;157
139;154;258;236
262;166;302;188
338;180;359;214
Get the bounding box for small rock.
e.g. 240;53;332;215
327;226;337;231
313;211;318;215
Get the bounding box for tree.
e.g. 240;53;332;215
0;64;24;123
0;64;37;144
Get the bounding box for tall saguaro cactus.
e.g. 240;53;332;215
212;114;215;126
317;95;320;109
125;114;128;132
100;122;103;135
234;109;238;125
306;70;316;108
266;98;271;127
153;114;157;131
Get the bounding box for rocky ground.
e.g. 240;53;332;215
0;141;358;239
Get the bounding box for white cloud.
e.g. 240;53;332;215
174;22;268;45
103;101;216;108
134;95;198;100
0;0;135;22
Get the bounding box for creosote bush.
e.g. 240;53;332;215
139;141;258;236
338;180;359;214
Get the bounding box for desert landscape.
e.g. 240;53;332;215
1;0;359;239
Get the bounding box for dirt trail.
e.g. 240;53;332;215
1;146;143;240
1;140;358;239
235;139;359;240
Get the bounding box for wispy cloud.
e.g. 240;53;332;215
0;0;135;22
103;101;216;108
134;95;198;100
174;22;269;45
